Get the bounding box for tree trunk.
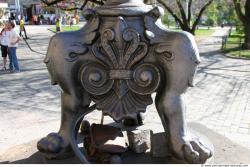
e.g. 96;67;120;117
179;24;194;35
190;29;195;36
243;0;250;49
244;23;250;49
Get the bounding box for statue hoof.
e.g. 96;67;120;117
37;133;70;159
182;139;213;164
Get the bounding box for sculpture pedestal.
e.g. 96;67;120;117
38;0;210;163
3;122;250;164
123;123;214;164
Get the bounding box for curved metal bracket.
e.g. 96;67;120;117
69;104;97;163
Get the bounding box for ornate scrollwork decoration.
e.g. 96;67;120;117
127;63;161;95
80;17;161;121
123;28;140;68
101;29;118;69
80;63;114;96
66;43;89;62
155;44;175;62
64;16;100;62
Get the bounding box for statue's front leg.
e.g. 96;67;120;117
37;92;90;159
155;61;213;164
156;92;212;163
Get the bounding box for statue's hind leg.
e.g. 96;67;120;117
155;64;213;164
37;92;90;159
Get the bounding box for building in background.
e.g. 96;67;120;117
8;0;41;22
0;0;9;22
6;0;63;24
4;0;85;25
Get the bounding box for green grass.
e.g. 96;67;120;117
52;25;214;37
194;29;215;36
49;25;81;32
222;30;250;59
169;27;215;36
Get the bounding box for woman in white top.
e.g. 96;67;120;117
8;21;21;72
0;23;10;70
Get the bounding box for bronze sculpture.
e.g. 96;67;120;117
37;0;213;164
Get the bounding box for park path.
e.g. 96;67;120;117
0;26;250;155
0;26;61;152
185;28;250;149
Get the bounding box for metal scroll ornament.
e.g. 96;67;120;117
80;17;161;122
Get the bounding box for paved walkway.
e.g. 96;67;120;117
0;26;249;156
186;28;250;149
0;25;61;152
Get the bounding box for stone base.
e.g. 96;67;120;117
127;129;151;153
1;122;250;164
150;132;171;158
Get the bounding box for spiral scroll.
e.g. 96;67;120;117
80;63;114;96
127;63;161;95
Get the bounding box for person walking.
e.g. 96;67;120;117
0;23;10;71
19;16;28;39
55;18;61;32
9;14;16;26
33;15;38;25
62;16;66;25
8;21;21;72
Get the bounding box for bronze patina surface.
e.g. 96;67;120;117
37;0;213;164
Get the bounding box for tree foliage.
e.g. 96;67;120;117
40;0;105;11
40;0;226;36
203;0;239;26
157;0;214;35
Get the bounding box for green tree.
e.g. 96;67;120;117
215;0;239;26
41;0;105;10
202;0;239;27
233;0;250;49
157;0;214;35
41;0;214;35
204;2;218;26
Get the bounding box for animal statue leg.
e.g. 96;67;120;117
144;8;213;162
37;92;90;159
155;64;213;164
123;112;146;126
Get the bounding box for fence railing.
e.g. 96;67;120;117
221;26;245;57
221;27;232;50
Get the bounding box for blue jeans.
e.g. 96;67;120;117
8;47;19;71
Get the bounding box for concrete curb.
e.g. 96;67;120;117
47;29;56;34
221;51;250;60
